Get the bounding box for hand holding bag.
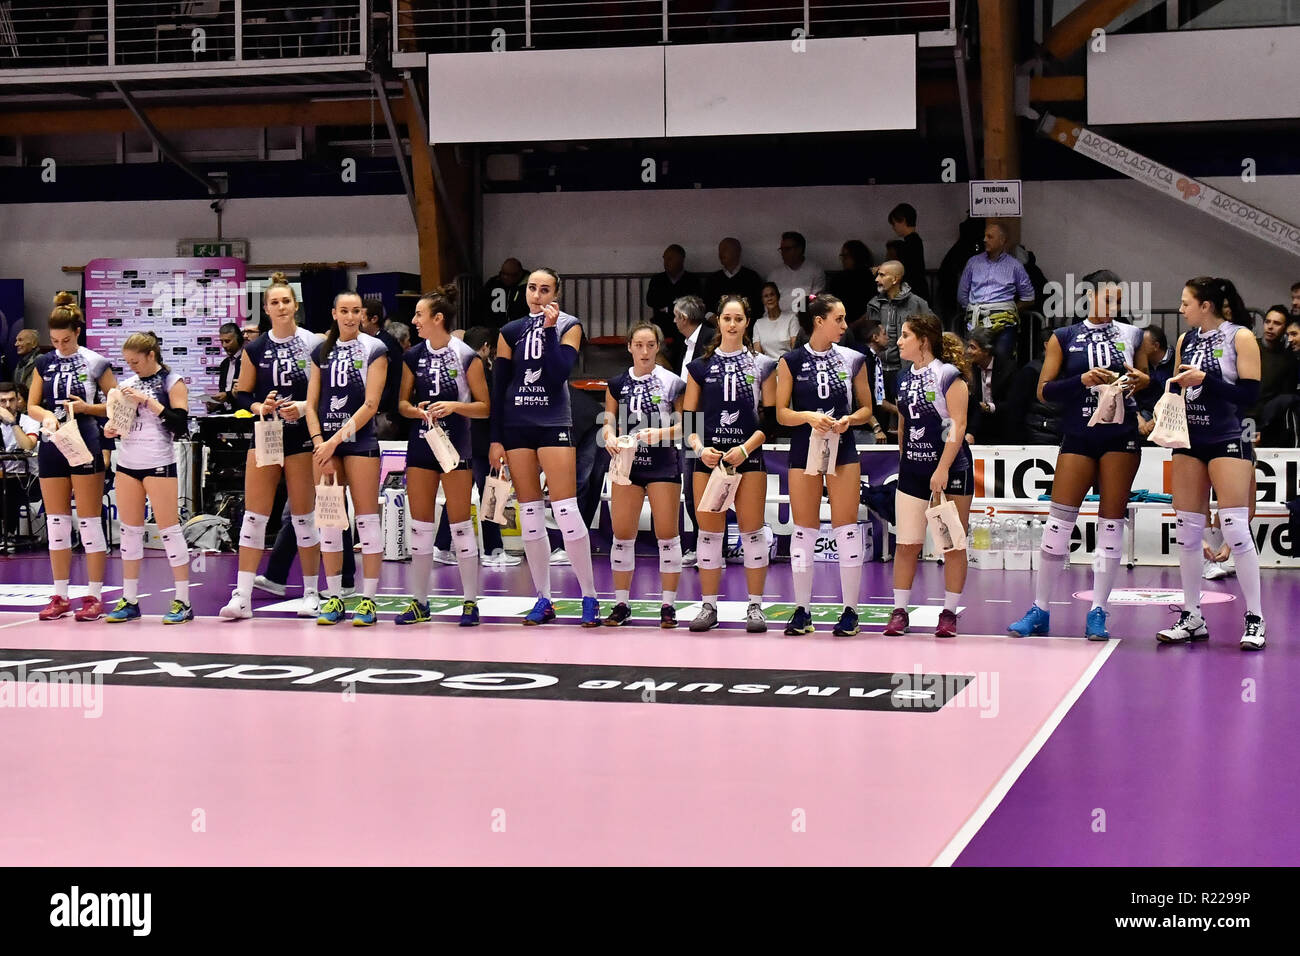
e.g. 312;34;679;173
481;462;513;525
51;403;93;467
423;416;462;472
925;492;966;553
106;387;139;437
253;408;284;468
608;435;637;486
1150;381;1191;449
699;462;742;514
314;473;350;530
1087;379;1126;427
804;428;839;476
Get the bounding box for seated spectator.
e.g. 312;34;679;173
667;295;714;376
966;328;1014;443
0;381;39;548
206;322;244;414
865;260;930;377
704;237;763;315
884;239;906;268
386;320;412;350
363;300;404;439
12;329;39;397
1007;356;1061;445
479;257;529;330
767;231;825;316
887;202;927;299
1136;325;1175;439
957;221;1034;362
1287;317;1300;354
752;282;798;360
1291;281;1300;319
646;244;703;344
1251;305;1300;446
828;239;875;323
852;318;897;441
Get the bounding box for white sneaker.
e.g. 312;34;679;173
219;593;252;620
482;549;521;568
1157;610;1209;644
432;548;458;566
1240;614;1266;651
298;591;320;618
252;574;287;597
1202;558;1229;581
1221;554;1237;577
549;548;570;566
681;550;697;568
340;584;357;598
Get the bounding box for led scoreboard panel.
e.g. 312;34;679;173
83;257;248;416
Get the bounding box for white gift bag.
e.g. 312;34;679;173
51;407;93;467
925;492;966;553
608;435;637;486
1150;382;1190;449
423;419;462;472
106;388;139;437
253;410;284;468
481;464;513;525
314;473;350;530
699;462;742;514
804;428;839;476
1087;382;1126;427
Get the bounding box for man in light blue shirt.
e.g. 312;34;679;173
958;222;1035;361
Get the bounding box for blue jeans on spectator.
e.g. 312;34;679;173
993;326;1018;363
434;456;503;554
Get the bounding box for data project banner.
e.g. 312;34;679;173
84;257;248;416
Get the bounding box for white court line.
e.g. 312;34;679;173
986;599;1012;604
930;638;1120;867
1050;602;1073;606
0;618;32;630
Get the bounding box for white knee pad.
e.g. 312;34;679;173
742;528;769;569
1041;503;1080;557
119;523;145;562
1097;518;1125;561
834;523;865;566
291;513;319;549
78;516;106;554
790;526;818;572
697;530;724;571
239;510;270;550
1175;511;1207;551
552;497;587;542
658;536;682;575
1219;507;1255;554
451;519;478;558
319;526;344;553
519;501;547;541
160;523;189;567
611;537;636;573
356;514;383;555
894;492;928;545
410;519;435;555
47;514;73;552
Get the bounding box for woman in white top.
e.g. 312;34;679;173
752;282;799;360
103;332;192;625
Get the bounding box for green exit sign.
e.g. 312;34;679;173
177;239;249;260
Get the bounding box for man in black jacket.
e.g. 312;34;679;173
646;245;704;345
362;299;405;439
1252;306;1300;447
967;328;1015;443
1136;325;1175;440
479;258;529;331
205;323;244;414
703;237;764;315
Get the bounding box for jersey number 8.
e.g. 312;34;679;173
816;369;831;400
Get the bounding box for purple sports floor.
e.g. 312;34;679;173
0;551;1294;866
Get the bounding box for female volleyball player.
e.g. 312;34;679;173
103;333;192;624
776;293;874;637
487;268;600;626
884;319;974;638
396;286;488;627
221;273;324;621
1158;277;1265;650
683;294;777;633
601;322;686;627
31;293;116;621
307;291;389;626
1008;271;1150;641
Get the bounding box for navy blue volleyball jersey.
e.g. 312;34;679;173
686;348;777;449
782;341;865;428
1053;320;1144;434
312;333;388;447
500;311;582;428
1180;321;1247;444
897;359;973;476
36;347;111;453
607;365;686;472
404;336;480;460
246;327;322;404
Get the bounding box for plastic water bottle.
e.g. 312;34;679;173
972;515;991;550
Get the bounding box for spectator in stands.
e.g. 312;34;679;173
646;245;703;344
704;237;764;316
667;294;715;377
480;257;529;330
853;318;896;442
829;239;875;324
363;300;404;439
767;231;825;316
1007;352;1062;445
1135;325;1175;439
206;322;244;414
865;260;930;376
1287;317;1300;354
888;203;926;297
957;221;1034;363
242;322;261;345
752;282;799;360
1251;305;1300;446
0;381;39;548
938;215;985;329
966;328;1015;443
1291;281;1300;318
386;320;412;350
12;330;39;397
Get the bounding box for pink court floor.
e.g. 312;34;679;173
0;552;1295;866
